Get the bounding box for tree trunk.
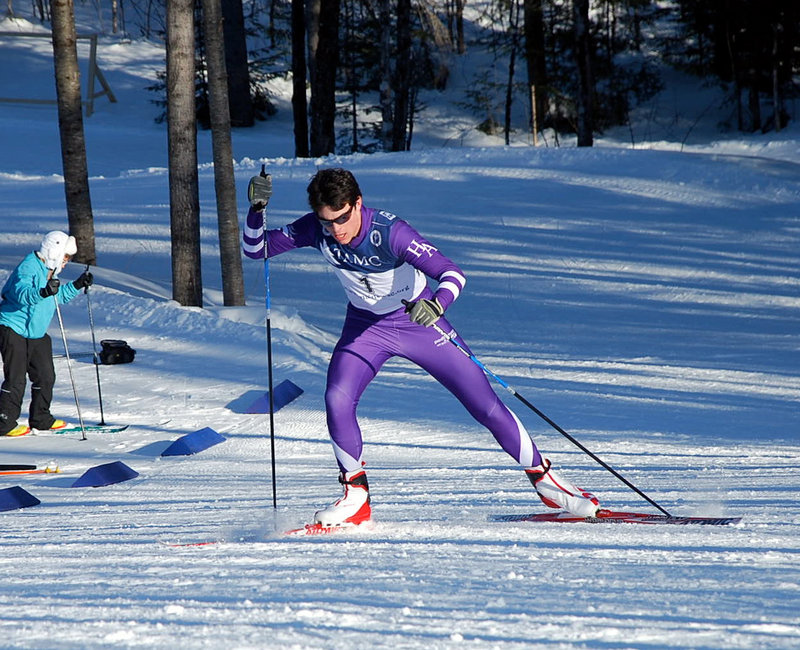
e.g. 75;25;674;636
523;0;548;138
725;18;744;131
378;0;393;151
573;0;594;147
455;0;465;54
203;0;245;306
51;0;96;265
747;82;761;132
307;0;319;87
111;0;118;33
772;21;781;132
167;0;203;307
292;0;309;156
309;0;339;156
268;0;277;47
221;0;254;127
343;0;357;152
392;0;411;151
504;0;521;146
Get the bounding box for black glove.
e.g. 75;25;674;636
404;298;444;327
248;170;273;211
73;271;94;290
40;278;60;298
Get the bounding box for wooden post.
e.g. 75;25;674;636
0;31;116;116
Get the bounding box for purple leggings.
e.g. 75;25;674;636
325;306;542;473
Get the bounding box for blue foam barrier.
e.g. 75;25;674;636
0;486;40;512
161;427;226;457
71;461;139;488
245;379;304;414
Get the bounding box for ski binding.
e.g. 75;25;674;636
285;521;374;536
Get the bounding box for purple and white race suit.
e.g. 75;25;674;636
243;205;542;473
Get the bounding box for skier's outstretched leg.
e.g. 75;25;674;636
403;317;600;516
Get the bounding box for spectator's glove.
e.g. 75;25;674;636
248;167;273;211
405;298;444;327
73;271;93;290
40;278;60;298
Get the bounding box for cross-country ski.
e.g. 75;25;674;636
0;465;60;476
41;424;129;435
490;510;742;526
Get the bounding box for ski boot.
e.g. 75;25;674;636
526;458;600;517
314;469;372;528
31;419;68;433
4;425;31;437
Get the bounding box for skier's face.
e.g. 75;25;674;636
53;253;72;275
317;197;362;245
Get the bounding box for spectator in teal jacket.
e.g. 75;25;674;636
0;231;93;437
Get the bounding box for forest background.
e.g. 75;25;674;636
4;0;799;305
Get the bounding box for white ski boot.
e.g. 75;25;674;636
525;458;600;517
314;469;372;527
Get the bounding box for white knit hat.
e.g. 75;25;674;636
38;231;77;272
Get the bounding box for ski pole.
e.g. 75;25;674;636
83;264;106;425
255;165;277;509
53;294;87;441
265;237;277;509
408;304;672;517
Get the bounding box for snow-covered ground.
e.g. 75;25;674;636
1;10;799;649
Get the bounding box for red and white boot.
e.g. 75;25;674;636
525;459;600;517
314;469;372;527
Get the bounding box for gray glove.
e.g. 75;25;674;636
405;298;444;327
40;277;60;298
248;168;273;211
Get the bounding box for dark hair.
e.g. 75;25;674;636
307;168;362;212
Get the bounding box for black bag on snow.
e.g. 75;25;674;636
99;339;136;365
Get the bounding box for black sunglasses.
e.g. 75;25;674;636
317;204;354;226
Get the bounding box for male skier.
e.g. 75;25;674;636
243;168;600;527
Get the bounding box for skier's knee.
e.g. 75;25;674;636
324;382;357;419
